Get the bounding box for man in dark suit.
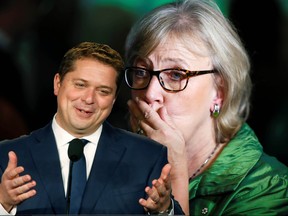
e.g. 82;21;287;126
0;42;183;215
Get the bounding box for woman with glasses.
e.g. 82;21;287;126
124;0;288;215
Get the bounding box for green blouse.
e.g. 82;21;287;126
189;123;288;215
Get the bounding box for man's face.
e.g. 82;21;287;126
54;59;117;137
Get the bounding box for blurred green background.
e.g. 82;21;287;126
1;0;288;165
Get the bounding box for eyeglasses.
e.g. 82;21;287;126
124;67;216;92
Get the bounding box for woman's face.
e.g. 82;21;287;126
131;39;221;142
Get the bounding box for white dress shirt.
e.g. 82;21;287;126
52;115;101;195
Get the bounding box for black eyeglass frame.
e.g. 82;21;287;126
124;66;216;92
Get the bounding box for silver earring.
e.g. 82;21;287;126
212;104;220;118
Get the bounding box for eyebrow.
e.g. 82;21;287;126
139;57;188;68
96;85;114;91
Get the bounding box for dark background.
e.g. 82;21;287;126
1;0;287;166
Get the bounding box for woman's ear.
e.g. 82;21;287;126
210;75;224;112
210;96;223;113
210;90;223;118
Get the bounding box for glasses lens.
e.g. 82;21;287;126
160;70;187;91
125;68;150;89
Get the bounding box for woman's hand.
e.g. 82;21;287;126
128;97;190;215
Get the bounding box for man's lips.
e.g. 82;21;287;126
79;109;92;113
76;107;94;116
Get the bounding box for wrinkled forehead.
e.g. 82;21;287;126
159;32;211;58
138;33;211;65
131;29;212;68
136;37;213;70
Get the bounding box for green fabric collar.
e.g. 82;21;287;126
189;123;263;197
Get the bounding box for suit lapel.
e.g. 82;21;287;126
29;124;67;214
80;122;126;214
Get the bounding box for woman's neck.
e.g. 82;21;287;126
186;138;223;179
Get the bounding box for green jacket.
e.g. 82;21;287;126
189;123;288;215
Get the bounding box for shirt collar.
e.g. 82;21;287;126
52;114;103;148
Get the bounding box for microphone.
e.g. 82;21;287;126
66;138;86;215
68;138;86;162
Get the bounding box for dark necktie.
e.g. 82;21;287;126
69;139;89;214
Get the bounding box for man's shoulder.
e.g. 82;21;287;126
0;122;52;149
102;121;166;153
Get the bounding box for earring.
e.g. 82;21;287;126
212;104;220;118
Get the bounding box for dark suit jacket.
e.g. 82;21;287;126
0;121;183;215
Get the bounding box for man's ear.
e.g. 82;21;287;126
54;73;61;96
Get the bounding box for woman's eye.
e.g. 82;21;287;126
169;70;186;81
135;69;148;78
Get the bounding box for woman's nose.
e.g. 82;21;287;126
144;75;164;104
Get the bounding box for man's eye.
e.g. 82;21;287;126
100;90;110;95
98;88;112;96
75;82;85;88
